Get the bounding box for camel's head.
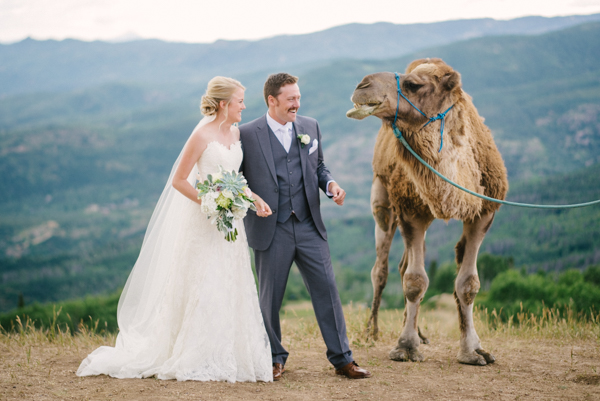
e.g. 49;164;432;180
346;58;462;127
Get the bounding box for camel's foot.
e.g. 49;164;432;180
476;349;496;364
457;348;496;366
418;327;429;344
389;345;424;362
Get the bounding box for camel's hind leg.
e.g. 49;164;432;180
389;212;433;362
366;176;397;340
455;212;496;366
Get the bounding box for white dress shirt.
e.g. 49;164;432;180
266;112;294;153
266;112;335;197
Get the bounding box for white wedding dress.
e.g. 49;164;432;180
77;135;273;383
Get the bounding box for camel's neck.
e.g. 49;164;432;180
386;108;485;221
395;124;444;166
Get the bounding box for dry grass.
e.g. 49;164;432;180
1;295;600;400
476;302;600;342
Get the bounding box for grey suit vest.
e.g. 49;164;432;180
269;127;310;223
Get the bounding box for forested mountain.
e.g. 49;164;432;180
2;13;600;95
1;19;599;312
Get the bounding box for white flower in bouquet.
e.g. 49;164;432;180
221;189;234;200
200;194;218;215
231;205;248;220
196;166;257;242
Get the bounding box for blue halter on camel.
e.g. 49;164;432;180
392;72;453;153
391;72;600;209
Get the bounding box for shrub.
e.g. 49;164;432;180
480;267;600;318
430;263;456;294
478;253;513;290
0;291;120;333
583;265;600;286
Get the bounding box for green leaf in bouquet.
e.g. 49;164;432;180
196;181;212;197
217;168;247;193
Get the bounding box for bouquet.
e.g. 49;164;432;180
196;166;256;242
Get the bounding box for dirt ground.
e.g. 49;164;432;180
2;296;600;400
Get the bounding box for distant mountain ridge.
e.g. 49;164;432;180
2;13;600;96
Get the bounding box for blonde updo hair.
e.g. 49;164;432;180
200;76;245;117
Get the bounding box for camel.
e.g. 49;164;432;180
346;58;508;365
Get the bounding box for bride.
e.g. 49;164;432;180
77;77;273;383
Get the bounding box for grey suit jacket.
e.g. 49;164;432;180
240;114;334;251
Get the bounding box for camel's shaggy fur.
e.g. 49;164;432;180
347;58;508;365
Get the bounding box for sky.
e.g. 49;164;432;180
2;0;600;44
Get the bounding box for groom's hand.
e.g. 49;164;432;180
328;182;346;206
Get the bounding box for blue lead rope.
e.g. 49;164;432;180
392;73;600;209
423;105;454;152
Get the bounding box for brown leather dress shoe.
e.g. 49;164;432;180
273;363;285;381
335;361;372;379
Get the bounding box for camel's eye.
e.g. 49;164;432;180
404;82;423;93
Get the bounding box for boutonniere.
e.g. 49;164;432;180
297;134;310;148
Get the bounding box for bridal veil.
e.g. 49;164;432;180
115;115;215;341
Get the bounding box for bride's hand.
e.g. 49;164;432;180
253;194;272;218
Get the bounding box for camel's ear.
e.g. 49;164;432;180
441;71;461;92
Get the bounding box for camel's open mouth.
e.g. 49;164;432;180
346;102;381;119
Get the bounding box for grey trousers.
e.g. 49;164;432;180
254;215;353;369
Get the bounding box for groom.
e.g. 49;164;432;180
240;73;371;380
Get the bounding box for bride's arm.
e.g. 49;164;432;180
172;132;205;205
251;192;272;217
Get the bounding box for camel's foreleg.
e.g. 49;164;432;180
367;176;397;340
389;213;433;362
454;212;496;366
398;247;429;344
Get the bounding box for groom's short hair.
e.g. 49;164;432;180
264;73;299;105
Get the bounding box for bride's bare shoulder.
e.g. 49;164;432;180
231;125;241;140
191;124;216;146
